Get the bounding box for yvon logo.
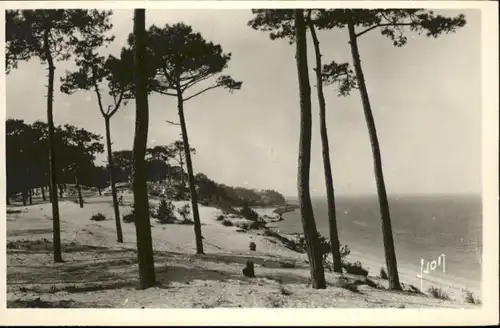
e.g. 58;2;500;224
416;254;446;291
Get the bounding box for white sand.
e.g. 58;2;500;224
6;194;481;308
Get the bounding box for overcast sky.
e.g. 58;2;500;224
5;9;481;197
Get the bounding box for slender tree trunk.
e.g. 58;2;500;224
347;20;401;290
48;181;52;200
308;21;342;273
104;116;123;243
75;173;84;208
132;8;156;289
98;187;102;196
28;188;33;205
22;190;27;206
58;184;64;198
294;9;326;289
179;151;185;186
44;28;62;263
176;89;204;254
41;186;46;201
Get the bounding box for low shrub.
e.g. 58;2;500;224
240;204;259;221
157;199;176;224
123;212;135;224
239;221;263;230
177;203;191;221
380;267;388;280
90;212;106;221
216;215;225;221
463;289;481;305
427;286;451;301
342;261;369;276
297;233;351;269
222;219;233;227
340;244;351;260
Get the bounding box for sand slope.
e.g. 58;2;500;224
6;194;480;308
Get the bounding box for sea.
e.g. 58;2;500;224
272;194;482;292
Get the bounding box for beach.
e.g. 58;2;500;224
5;191;482;308
273;195;482;298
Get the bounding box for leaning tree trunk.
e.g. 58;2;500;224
309;22;343;273
74;173;84;208
132;8;156;289
294;9;326;289
176;88;204;255
347;19;401;290
105;116;124;243
44;28;62;263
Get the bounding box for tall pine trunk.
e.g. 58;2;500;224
179;150;185;186
347;19;401;290
75;173;84;208
41;185;46;201
132;8;156;289
308;21;342;273
44;28;62;263
294;9;326;289
105;116;124;243
28;188;33;205
176;88;204;254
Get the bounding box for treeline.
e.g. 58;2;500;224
6;119;287;209
6;119;104;206
195;173;287;207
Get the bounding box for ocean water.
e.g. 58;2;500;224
272;194;482;290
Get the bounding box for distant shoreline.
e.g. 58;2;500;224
273;204;300;216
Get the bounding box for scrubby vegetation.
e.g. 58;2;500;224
122;212;135;224
380;267;388;280
342;261;369;276
428;286;451;301
240;204;259;221
221;219;233;227
156;199;176;224
463;289;481;305
90;213;106;222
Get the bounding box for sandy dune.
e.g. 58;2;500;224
6;193;481;308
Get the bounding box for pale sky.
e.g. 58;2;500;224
5;9;482;197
